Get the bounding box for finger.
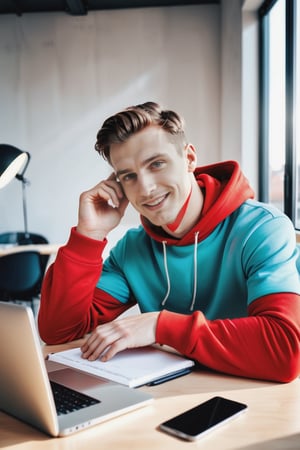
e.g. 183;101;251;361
97;183;128;215
81;330;104;357
81;328;120;361
81;336;105;360
100;338;128;362
106;173;125;199
80;333;97;353
118;195;129;217
81;340;106;361
107;172;117;181
95;183;122;208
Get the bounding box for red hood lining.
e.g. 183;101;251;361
141;160;255;246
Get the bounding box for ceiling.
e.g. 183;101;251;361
0;0;219;16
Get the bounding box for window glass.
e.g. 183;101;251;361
296;2;300;228
268;0;285;212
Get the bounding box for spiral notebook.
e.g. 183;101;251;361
48;345;195;388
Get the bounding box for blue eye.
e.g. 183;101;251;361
151;160;164;169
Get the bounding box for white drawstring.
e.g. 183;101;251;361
161;241;170;306
161;232;199;310
190;231;199;311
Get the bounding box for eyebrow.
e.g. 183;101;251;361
116;153;166;178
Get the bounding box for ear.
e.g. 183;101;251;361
184;144;197;172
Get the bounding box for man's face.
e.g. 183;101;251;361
110;126;196;228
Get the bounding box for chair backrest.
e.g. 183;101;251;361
0;231;48;245
296;244;300;274
0;231;50;274
0;251;43;301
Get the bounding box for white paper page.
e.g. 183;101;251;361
48;346;194;387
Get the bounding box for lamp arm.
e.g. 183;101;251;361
21;180;29;238
15;151;31;183
15;152;30;238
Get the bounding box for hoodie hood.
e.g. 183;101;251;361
141;160;255;246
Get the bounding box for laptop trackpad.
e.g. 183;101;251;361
48;368;114;397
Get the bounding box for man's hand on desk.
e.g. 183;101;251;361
80;312;160;362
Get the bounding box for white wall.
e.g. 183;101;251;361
0;2;261;248
0;5;222;246
220;0;242;162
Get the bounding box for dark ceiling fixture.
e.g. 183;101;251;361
65;0;87;15
0;0;219;17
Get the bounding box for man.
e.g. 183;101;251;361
38;102;300;382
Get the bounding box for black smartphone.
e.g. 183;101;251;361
158;396;247;441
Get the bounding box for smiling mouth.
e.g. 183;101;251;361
143;193;169;209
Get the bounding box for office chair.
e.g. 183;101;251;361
296;244;300;275
0;251;44;314
0;231;50;275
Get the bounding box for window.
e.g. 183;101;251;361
296;1;300;227
259;0;299;228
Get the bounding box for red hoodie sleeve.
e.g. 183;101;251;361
38;228;135;344
156;293;300;382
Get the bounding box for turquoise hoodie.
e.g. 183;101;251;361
96;161;299;318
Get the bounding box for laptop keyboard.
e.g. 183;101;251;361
50;381;101;416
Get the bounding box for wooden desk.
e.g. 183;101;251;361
0;339;299;450
0;243;61;256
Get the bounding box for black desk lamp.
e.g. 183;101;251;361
0;144;31;239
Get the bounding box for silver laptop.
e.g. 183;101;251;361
0;302;152;437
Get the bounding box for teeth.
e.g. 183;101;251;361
148;199;162;206
146;196;165;207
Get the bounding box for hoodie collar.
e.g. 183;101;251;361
141;160;255;246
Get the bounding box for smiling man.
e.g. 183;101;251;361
38;102;300;382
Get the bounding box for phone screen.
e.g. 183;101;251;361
159;396;247;441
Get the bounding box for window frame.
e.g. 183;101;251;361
259;0;298;226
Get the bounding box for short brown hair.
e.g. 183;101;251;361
95;102;187;163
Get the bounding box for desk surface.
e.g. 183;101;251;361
1;339;299;450
0;243;61;256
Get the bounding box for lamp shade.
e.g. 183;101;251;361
0;144;29;189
